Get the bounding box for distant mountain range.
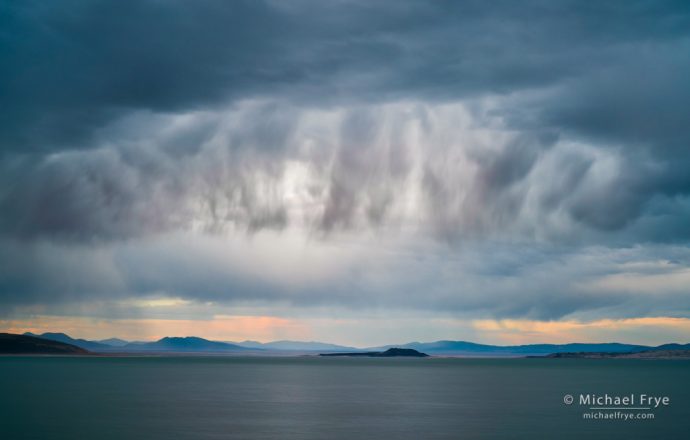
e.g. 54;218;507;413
24;333;250;353
370;340;657;356
22;333;356;353
23;332;112;351
16;332;690;356
122;337;250;352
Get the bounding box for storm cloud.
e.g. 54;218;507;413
1;0;690;329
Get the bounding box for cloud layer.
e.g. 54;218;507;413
1;1;690;340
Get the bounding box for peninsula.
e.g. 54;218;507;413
0;333;90;355
542;349;690;359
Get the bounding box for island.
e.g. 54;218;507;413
319;348;429;357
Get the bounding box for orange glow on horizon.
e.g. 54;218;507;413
2;315;689;346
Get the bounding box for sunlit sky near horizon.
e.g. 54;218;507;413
2;0;690;346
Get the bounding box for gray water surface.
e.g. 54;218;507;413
1;356;688;439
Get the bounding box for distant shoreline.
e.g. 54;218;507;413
3;332;690;359
534;349;690;359
4;352;690;360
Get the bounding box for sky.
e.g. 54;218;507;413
1;0;690;346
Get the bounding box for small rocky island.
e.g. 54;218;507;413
320;348;429;357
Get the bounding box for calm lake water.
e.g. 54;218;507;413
1;356;688;439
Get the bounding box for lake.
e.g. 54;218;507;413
1;356;688;439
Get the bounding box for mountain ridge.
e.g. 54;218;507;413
121;336;251;352
17;333;690;356
370;340;653;355
23;332;112;351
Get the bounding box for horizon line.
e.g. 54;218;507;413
12;331;689;349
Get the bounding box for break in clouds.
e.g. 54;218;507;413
1;0;690;322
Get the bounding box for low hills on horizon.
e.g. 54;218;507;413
11;331;690;357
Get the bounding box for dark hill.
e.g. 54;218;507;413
0;333;90;354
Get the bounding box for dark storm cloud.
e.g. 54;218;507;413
1;0;690;320
2;0;689;152
1;0;687;238
0;0;290;152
